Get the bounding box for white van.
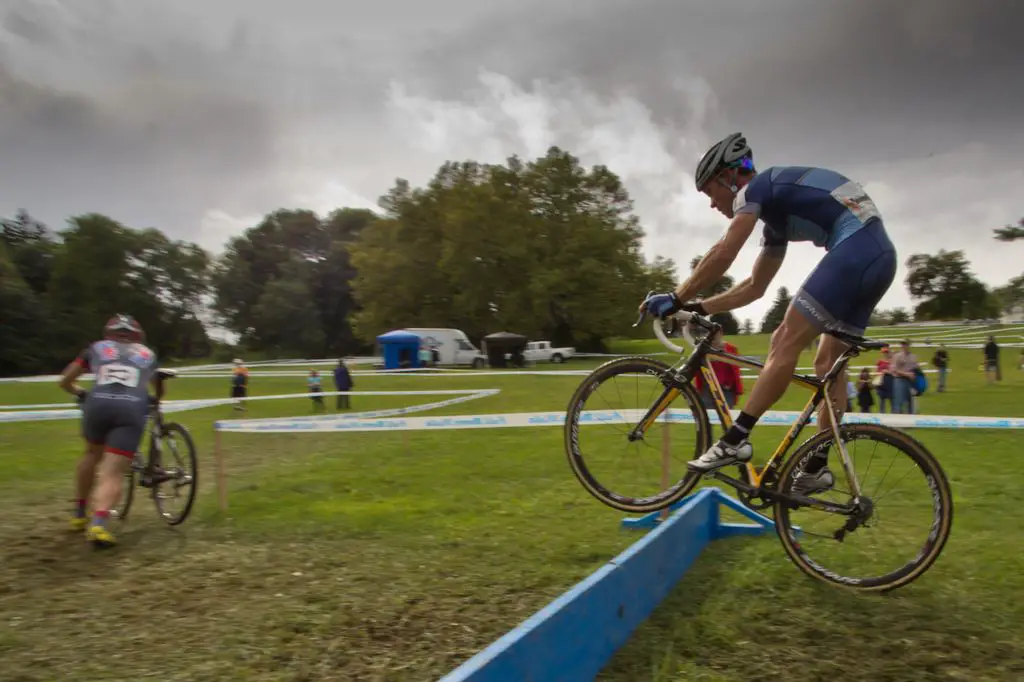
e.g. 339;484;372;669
402;328;487;368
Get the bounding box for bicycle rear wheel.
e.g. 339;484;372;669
110;468;137;522
564;356;710;513
774;423;953;592
151;422;198;526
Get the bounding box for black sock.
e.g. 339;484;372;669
722;411;759;446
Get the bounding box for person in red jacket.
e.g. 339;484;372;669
694;327;744;410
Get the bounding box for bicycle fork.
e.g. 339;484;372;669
627;379;684;442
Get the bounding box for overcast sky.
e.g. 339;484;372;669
2;0;1022;326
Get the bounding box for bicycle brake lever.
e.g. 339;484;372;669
632;309;647;329
633;290;656;328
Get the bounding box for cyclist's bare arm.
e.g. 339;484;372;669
702;247;785;315
674;212;759;301
58;360;87;397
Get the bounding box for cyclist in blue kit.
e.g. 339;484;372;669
641;132;897;494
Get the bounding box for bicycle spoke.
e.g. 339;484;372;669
565;357;706;512
776;424;952;591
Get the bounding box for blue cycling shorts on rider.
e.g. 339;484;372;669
733;165;897;336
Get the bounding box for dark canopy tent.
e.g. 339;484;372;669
483;331;528;368
376;330;422;369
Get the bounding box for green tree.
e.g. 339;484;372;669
213;208;371;357
351;147;650;350
249;256;326;357
760;286;791;333
644;256;677;294
129;228;213;358
1;209;56;296
688;255;739;334
993;217;1024;242
0;240;53;375
872;307;911;326
742;318;754;335
45;214;211;362
994;274;1024;314
905;250;999;320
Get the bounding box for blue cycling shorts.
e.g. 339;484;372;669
792;220;897;336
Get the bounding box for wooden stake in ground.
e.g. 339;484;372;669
215;428;227;511
660;419;671;522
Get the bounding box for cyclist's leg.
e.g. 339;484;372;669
796;221;897;426
86;408;146;547
792;222;896;489
813;335;852;433
687;306;820;471
72;403;108;529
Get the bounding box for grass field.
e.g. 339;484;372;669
1;332;1022;681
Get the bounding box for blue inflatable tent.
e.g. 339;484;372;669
377;330;422;370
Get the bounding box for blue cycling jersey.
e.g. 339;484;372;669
733;166;882;253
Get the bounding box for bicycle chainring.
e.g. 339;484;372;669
736;464;779;510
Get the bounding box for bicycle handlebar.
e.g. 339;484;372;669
633;291;720;355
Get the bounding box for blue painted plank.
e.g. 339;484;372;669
619;494;695;530
440;489;718;682
712;488;778;530
715;522;771;539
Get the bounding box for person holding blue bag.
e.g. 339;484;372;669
890;340;919;414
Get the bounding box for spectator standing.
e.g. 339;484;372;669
333;359;353;410
308;369;325;412
231;358;248;411
890;340;919;414
983;336;1001;383
856;367;875;412
694;328;744;409
931;344;949;392
874;346;893;413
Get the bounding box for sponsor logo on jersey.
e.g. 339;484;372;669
129;345;154;366
99;341;119;360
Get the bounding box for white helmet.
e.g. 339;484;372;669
695;132;754;190
233;358;243;366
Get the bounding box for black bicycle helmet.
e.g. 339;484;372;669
695;132;754;190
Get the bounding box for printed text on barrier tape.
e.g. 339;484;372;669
213;409;1024;433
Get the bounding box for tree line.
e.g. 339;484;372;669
1;148;1021;375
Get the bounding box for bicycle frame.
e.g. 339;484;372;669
629;326;865;499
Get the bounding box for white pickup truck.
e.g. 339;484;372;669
523;340;575;364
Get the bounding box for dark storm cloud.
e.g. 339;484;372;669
1;0;1020;320
416;0;1024;164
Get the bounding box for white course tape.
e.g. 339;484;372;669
210;389;499;426
214;408;1024;433
0;389;498;424
0;364;951;397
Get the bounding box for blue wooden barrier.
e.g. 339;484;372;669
439;488;773;682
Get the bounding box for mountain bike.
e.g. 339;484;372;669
564;303;953;592
111;369;198;526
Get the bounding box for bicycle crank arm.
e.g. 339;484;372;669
707;470;759;496
778;493;857;516
707;470;858;516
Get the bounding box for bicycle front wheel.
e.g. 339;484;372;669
564;356;711;513
774;423;953;592
151;422;198;526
